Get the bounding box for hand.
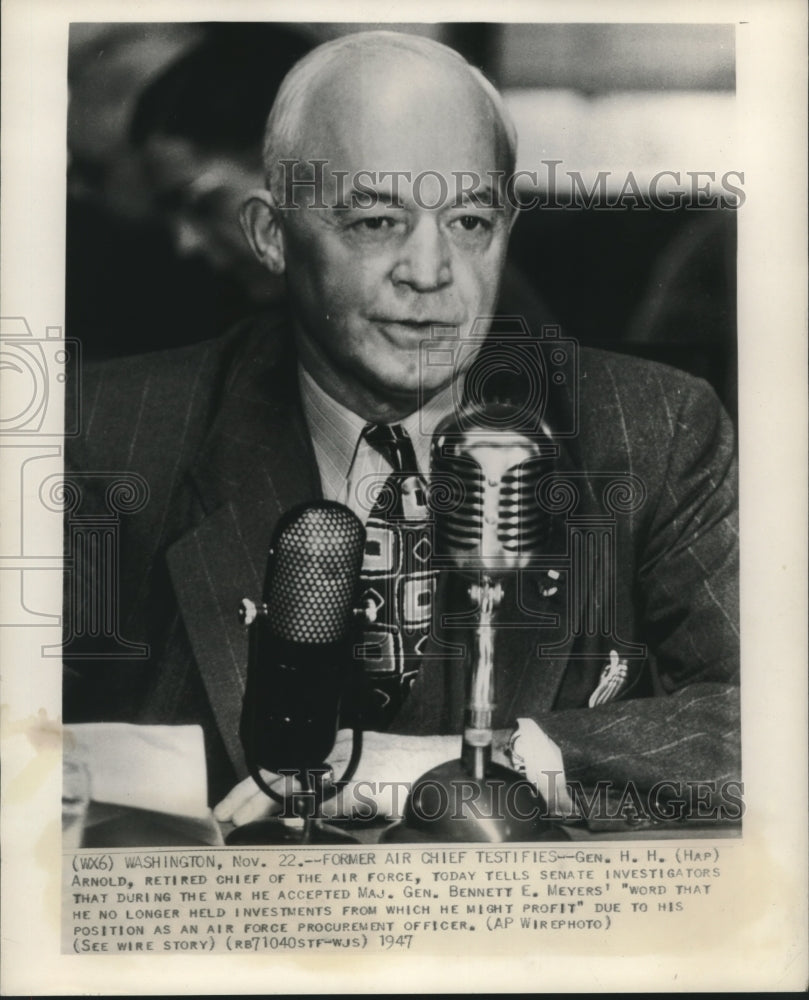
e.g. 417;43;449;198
213;768;300;827
508;718;574;816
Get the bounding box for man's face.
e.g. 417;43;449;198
142;135;280;301
272;56;514;420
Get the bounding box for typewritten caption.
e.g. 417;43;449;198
63;843;731;955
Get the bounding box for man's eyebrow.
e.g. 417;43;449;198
332;184;503;211
327;180;506;211
452;184;502;208
343;188;404;207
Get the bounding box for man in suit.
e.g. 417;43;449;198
64;31;739;830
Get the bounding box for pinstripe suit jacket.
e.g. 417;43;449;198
64;308;740;804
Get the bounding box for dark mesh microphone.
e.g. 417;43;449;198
239;502;365;776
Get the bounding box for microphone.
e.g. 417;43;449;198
384;402;559;843
240;501;365;774
432;403;558;774
431;401;556;574
230;501;365;845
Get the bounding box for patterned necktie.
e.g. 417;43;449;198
353;423;436;729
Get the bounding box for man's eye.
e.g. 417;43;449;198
356;216;395;231
451;215;491;232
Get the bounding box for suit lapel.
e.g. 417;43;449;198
498;567;576;721
166;324;322;777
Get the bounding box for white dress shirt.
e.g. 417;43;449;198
298;365;460;521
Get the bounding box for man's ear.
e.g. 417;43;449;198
241;188;286;275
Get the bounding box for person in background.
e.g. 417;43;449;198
66;23;242;358
66;24;313;357
129;24;314;306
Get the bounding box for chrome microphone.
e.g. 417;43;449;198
430;401;556;780
430;402;556;574
384;402;560;842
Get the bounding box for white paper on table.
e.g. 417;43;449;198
64;723;211;820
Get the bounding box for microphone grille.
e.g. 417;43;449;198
265;503;365;644
431;404;557;570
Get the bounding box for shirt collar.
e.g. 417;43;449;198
298;364;460;482
400;379;459;475
298;365;366;502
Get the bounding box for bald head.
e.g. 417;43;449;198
262;31;517;201
240;30;518;423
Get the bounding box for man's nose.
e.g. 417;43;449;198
391;217;451;292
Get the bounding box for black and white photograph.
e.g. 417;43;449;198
1;1;806;994
62;18;744;845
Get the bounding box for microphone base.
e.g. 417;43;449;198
380;758;560;844
225;819;359;846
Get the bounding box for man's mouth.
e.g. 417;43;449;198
370;317;462;329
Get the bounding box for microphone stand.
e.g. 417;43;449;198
461;576;502;781
383;573;558;843
226;730;364;846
